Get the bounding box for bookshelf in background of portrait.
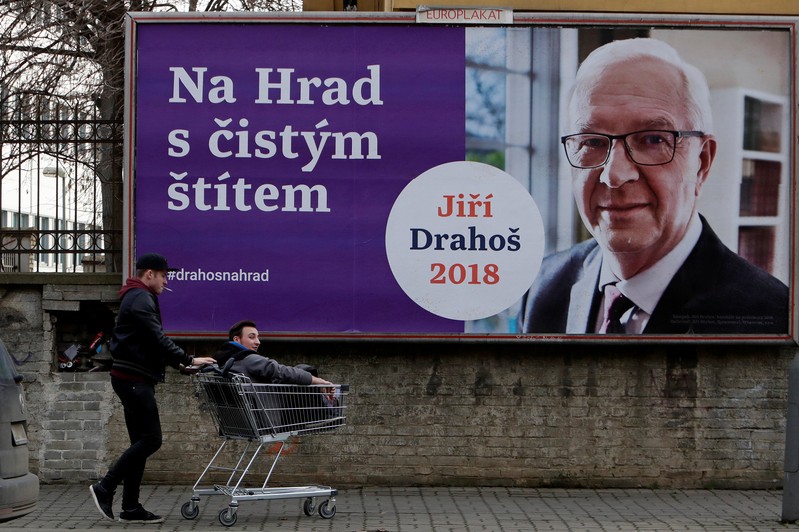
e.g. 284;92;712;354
700;88;790;285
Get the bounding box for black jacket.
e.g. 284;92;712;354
519;217;789;335
110;282;191;382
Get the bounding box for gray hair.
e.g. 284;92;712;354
569;38;713;133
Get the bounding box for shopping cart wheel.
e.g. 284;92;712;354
318;499;336;519
302;497;316;516
218;507;238;527
180;501;200;520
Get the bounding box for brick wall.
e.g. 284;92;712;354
33;373;114;482
125;341;793;489
1;283;795;488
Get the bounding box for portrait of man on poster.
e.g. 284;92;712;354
518;37;789;335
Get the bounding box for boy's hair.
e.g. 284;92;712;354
229;320;257;341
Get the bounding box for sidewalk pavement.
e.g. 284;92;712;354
0;484;796;531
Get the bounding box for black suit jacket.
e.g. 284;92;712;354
519;218;789;335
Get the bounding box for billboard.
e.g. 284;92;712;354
124;11;798;342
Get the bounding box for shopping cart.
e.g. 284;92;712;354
181;365;348;527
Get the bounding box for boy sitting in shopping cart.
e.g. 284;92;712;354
212;320;340;433
213;320;333;387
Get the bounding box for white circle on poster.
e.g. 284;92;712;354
385;161;545;321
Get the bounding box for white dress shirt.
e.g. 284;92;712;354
594;213;703;334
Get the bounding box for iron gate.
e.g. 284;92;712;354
0;93;123;273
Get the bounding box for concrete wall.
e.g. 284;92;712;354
1;282;794;488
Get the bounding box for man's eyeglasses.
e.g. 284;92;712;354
560;130;706;169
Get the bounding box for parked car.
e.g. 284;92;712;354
0;338;38;521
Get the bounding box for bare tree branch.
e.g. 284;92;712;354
1;0;300;271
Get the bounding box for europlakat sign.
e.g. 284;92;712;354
125;12;797;343
415;6;514;24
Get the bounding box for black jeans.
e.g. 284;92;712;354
101;377;163;510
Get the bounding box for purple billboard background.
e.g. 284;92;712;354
133;23;466;334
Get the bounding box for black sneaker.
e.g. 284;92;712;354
89;483;114;521
118;505;165;524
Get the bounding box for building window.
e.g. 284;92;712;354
465;27;561;332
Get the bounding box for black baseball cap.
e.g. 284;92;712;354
135;253;175;271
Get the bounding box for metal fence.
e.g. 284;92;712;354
0;93;123;273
